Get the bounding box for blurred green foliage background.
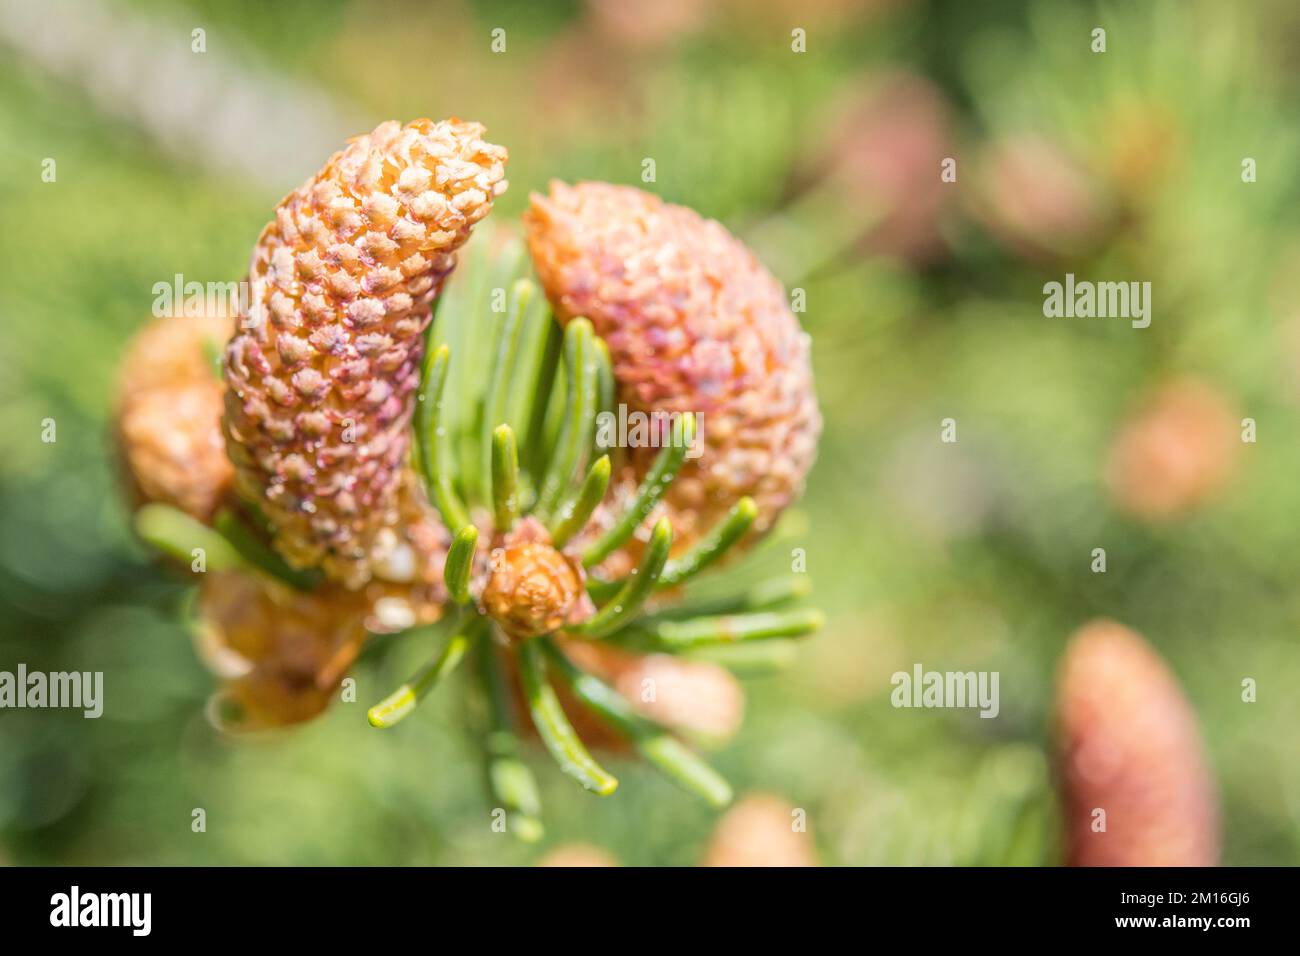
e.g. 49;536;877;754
2;0;1300;865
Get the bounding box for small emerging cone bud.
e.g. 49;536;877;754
524;181;820;550
114;312;235;521
223;118;507;588
194;571;372;732
562;640;744;742
1056;619;1218;866
1105;379;1240;522
702;793;817;867
481;518;589;639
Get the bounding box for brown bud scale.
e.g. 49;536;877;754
481;518;589;639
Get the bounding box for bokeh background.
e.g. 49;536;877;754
3;0;1300;865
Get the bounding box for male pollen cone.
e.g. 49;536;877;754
1056;619;1218;866
702;793;817;867
223;119;507;588
524;181;821;549
115;311;235;522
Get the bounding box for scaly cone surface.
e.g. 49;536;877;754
223;119;507;588
1056;619;1219;866
481;518;590;640
524;181;821;550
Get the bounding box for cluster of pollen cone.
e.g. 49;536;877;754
117;117;1219;861
118;117;823;835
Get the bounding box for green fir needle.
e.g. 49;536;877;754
491;424;520;532
540;637;731;807
517;637;618;795
571;517;673;639
444;524;479;605
367;620;480;729
582;413;694;568
549;454;611;549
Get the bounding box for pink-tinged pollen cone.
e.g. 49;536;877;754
524;181;821;550
223;119;507;588
1056;620;1219;866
